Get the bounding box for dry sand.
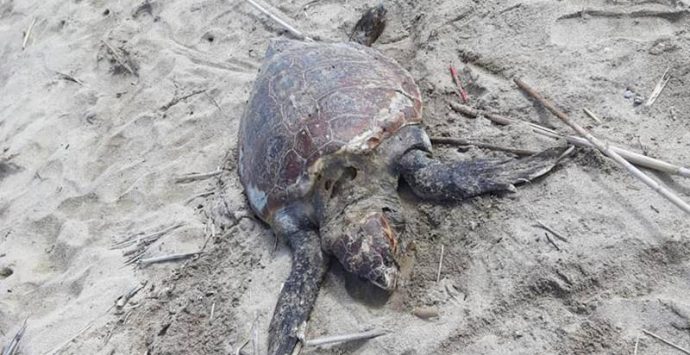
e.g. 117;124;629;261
1;0;690;354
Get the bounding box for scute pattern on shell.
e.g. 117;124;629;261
238;39;422;222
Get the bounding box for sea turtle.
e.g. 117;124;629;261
237;6;568;354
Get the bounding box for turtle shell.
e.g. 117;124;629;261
238;38;422;223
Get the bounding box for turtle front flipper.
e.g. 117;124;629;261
268;219;329;355
398;146;571;201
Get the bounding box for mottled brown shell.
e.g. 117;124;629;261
238;39;422;222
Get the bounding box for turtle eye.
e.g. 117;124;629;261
382;206;405;230
330;166;358;198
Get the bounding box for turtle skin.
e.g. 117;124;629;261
238;38;422;224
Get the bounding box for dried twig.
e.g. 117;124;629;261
642;329;690;354
483;112;512;125
112;223;184;265
633;335;640;355
543;232;560;251
115;281;148;311
251;312;260;355
436;244;444;282
535;220;569;242
532;128;690;178
448;102;513;126
184;189;215;205
55;71;84;85
209;302;216;323
448;102;478;118
242;0;312;41
582;108;601;123
139;251;201;267
44;318;98;355
101;40;138;77
205;92;225;115
430;137;539;156
646;67;671;107
160;89;206;111
304;329;387;348
111;223;183;250
515;78;690;215
175;169;221;184
22;18;37;50
2;319;27;355
235;339;249;355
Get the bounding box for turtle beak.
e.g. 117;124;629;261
370;264;398;290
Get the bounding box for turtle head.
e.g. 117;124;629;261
325;207;403;291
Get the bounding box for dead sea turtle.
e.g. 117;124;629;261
237;6;568;354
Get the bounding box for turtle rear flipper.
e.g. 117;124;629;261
349;4;387;46
268;219;329;355
398;146;572;201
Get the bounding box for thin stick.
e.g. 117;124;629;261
642;329;690;355
209;302;216;323
515;78;690;215
304;329;387;347
251;311;260;355
139;251;200;267
160;89;207;111
633;335;640;355
175;170;221;184
115;281;148;310
242;0;312;41
582;108;601;123
646;67;671;107
533;129;690;178
484;112;512;125
535;220;569;242
3;319;27;355
111;223;184;250
44;320;96;355
430;137;539;156
22;17;37;50
448;102;478;118
55;71;84;86
544;232;560;251
235;339;249;355
184;189;215;205
436;245;444;282
101;40;138;77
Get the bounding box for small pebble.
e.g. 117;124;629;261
0;267;12;278
412;306;440;319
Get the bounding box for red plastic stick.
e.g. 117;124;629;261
449;65;469;103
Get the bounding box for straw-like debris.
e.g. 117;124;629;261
515;78;690;215
304;329;387;348
112;223;184;265
2;319;27;355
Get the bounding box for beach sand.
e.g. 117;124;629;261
1;0;689;354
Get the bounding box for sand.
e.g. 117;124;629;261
1;0;689;354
